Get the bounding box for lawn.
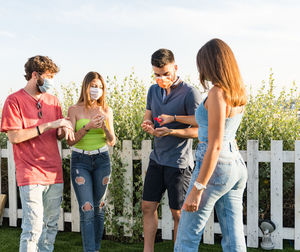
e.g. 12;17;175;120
0;226;296;251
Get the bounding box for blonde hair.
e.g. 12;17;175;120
77;71;107;109
197;38;247;107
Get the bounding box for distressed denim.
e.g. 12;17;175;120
174;141;248;252
19;183;63;252
71;150;111;252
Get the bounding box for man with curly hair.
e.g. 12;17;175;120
1;55;74;252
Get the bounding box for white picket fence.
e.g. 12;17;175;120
1;140;300;250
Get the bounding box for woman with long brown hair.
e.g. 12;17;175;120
67;71;116;252
159;39;247;251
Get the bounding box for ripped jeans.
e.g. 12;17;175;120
71;150;111;252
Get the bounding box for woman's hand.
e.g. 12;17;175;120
86;114;105;130
182;187;203;212
157;114;174;126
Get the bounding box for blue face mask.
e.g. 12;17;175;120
37;78;54;93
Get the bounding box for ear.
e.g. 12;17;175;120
32;71;39;80
174;64;178;71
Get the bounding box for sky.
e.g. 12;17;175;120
0;0;299;104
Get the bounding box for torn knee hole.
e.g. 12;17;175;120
75;176;85;185
102;176;110;185
82;202;93;211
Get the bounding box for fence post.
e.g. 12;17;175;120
7;141;17;227
121;140;133;237
141;140;151;183
203;210;214;244
271;140;283;249
161;194;173;240
294;140;300;249
105;146;115;236
246;140;259;248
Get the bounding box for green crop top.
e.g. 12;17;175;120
74;119;106;151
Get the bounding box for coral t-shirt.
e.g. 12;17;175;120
1;89;64;186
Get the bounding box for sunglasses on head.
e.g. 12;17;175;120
36;101;42;119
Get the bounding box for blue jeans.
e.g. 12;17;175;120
174;142;248;252
71;150;111;252
19;183;63;252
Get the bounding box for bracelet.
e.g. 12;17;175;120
36;126;41;136
174;114;176;122
82;124;89;132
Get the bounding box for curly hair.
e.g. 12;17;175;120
24;55;59;81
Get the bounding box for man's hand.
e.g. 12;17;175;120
51;118;73;130
157;114;174;126
141;120;154;134
63;127;75;141
57;127;75;141
154;127;172;137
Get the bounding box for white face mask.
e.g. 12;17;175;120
89;87;103;100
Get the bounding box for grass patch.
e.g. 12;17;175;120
0;226;295;251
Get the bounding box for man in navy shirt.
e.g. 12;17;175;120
141;49;202;251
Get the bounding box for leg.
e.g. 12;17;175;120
174;159;230;252
215;159;247;252
19;185;44;252
165;166;192;242
92;151;111;251
170;209;181;242
38;183;63;252
142;159;165;252
142;200;159;252
71;152;95;252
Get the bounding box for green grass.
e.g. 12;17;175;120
0;226;296;251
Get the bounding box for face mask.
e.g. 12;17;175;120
37;78;54;93
90;87;103;100
155;75;174;89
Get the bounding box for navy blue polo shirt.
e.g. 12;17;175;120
146;78;202;169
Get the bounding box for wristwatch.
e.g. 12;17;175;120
194;181;206;191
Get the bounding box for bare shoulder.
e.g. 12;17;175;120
103;106;113;116
208;86;224;98
68;104;83;114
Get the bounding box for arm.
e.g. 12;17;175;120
164;127;198;138
66;106;89;146
7;118;73;144
102;107;116;146
183;87;226;211
159;114;198;127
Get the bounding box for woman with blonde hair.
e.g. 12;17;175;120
67;71;116;252
159;39;247;251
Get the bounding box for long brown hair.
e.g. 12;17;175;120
77;71;107;109
197;39;247;107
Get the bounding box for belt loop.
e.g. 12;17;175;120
98;149;101;154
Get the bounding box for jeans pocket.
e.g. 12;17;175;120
208;159;232;185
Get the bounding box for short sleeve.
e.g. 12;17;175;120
185;87;202;115
146;86;153;111
1;97;23;132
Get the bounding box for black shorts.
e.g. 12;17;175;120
142;159;193;210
